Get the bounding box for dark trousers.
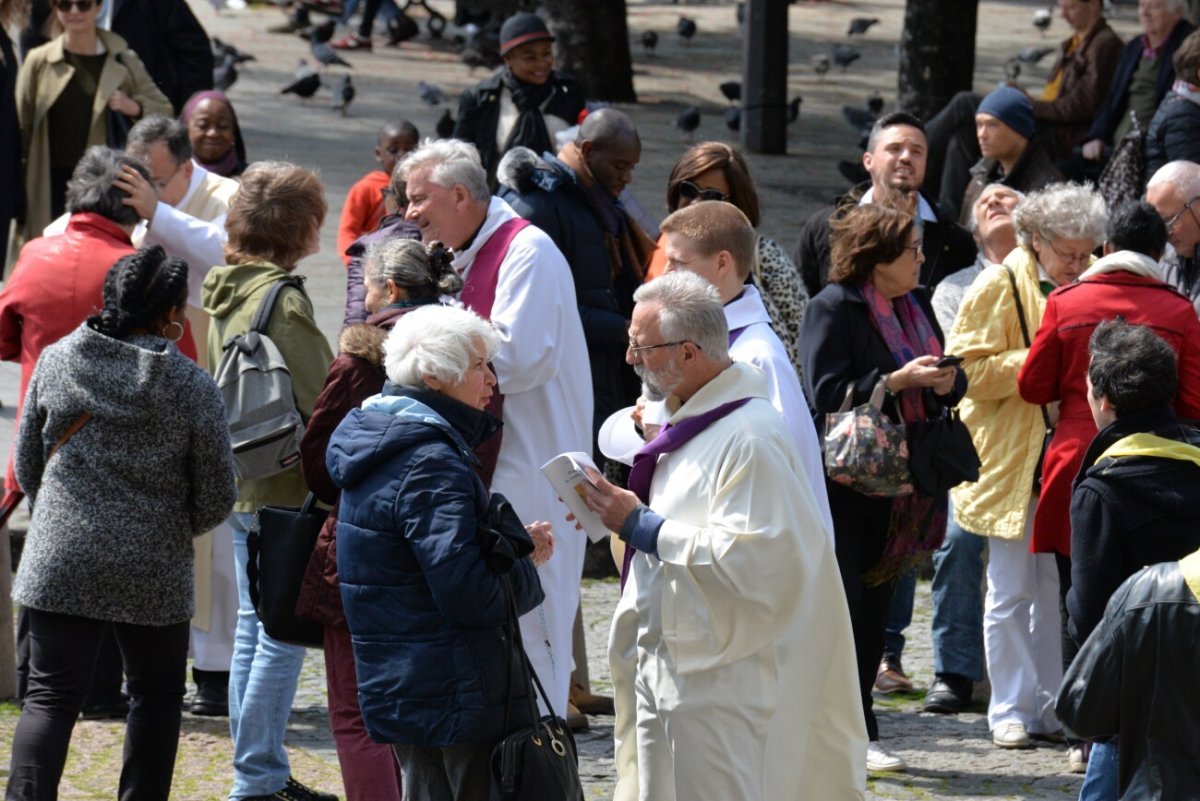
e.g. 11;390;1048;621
357;0;385;36
16;606;126;708
829;483;895;742
922;90;984;222
6;608;189;801
392;743;492;801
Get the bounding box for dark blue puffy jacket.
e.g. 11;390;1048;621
327;384;544;747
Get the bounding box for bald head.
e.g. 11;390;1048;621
576;108;641;198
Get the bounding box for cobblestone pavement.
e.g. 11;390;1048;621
2;0;1143;796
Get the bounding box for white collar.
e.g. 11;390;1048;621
177;164;208;210
724;285;771;331
859;186;938;223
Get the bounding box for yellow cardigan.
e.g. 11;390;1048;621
948;246;1049;540
16;30;172;240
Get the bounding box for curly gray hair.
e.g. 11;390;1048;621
633;271;729;361
1011;182;1107;248
396;139;490;204
384;305;499;388
65;146;152;227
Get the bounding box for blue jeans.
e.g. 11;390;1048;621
229;511;307;800
930;511;986;680
882;569;916;659
1079;741;1118;801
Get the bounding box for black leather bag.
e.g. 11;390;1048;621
491;576;583;801
477;492;534;575
246;493;327;648
908;402;981;496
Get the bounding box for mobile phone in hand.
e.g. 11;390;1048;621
934;354;964;368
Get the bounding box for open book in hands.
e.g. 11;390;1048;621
540;451;611;543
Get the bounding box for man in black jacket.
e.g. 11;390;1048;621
1063;317;1200;798
794;112;976;298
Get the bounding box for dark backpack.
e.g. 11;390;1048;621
214;279;306;481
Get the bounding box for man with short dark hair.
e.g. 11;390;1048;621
795;112;976;297
1059;318;1200;799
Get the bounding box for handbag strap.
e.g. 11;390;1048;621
48;412;93;461
500;574;556;734
1003;266;1054;431
837;377;888;413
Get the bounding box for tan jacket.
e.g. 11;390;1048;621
948;247;1048;540
16;30;172;240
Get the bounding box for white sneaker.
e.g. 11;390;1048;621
993;720;1031;749
866;741;908;772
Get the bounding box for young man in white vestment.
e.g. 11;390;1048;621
581;271;867;801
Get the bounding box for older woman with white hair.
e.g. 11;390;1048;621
327;304;553;801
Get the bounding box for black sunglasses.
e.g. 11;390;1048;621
55;0;94;11
677;180;729;203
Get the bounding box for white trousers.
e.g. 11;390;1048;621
983;499;1062;733
634;646;774;801
518;529;585;718
190;522;238;671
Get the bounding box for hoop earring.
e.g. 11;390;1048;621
161;321;185;342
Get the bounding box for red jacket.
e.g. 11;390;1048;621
1018;269;1200;556
0;213;197;493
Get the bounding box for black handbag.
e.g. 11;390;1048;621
1004;266;1055;489
491;576;583;801
908;400;981;496
246;493;327;648
477;492;534;575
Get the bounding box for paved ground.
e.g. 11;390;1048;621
1;0;1147;796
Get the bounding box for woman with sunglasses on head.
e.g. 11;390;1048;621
644;141;810;375
4;245;237;801
15;0;170;241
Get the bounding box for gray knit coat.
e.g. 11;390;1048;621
12;324;238;626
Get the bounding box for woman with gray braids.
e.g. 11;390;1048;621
5;245;237;801
297;238;460;801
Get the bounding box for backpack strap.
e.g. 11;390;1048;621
249;277;305;335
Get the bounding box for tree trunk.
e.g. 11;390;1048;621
541;0;636;102
898;0;979;121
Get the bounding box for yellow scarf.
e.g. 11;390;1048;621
1041;34;1080;100
1097;432;1200;469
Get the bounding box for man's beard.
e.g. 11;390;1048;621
634;358;683;400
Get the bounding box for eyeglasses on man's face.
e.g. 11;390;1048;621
628;339;693;355
1163;196;1200;230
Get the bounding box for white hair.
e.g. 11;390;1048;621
1147;160;1200;199
384;305;499;387
396;139;490;203
1012;182;1107;247
1164;0;1188;16
633;271;729;360
968;183;1026;235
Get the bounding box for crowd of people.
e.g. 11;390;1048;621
2;1;1200;801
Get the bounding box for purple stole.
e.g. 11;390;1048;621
620;397;752;587
459;217;531;487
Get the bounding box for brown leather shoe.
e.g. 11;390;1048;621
569;680;615;716
873;656;914;694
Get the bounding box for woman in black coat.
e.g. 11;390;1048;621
452;13;584;181
800;202;966;774
1146;29;1200;178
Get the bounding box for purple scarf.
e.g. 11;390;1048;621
620;397;751;587
860;283;948;585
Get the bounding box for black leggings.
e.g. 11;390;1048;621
5;608;189;801
357;0;386;37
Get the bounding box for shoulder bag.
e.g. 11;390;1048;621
908;394;981;496
491;575;583;801
823;378;915;498
246;492;327;647
1004;265;1054;489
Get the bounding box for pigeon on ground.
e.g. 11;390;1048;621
641;30;658;54
333;74;355;116
213;52;238;92
1005;59;1022;81
1016;45;1057;65
676;106;701;140
811;53;831;77
848;17;879;36
281;60;321;99
212;37;255;64
677;16;697;44
1033;8;1052;34
418;81;445;106
833;43;861;71
386;13;420;46
867;91;884;116
843;105;877;132
436;108;456;138
305;18;336;45
723;106;740;132
787;96;802;124
719;81;741;104
312;35;353;69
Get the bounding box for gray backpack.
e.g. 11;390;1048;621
214;278;306;481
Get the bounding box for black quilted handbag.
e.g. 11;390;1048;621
490;576;583;801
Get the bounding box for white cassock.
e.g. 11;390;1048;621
726;285;834;543
453;197;594;716
610;362;866;801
